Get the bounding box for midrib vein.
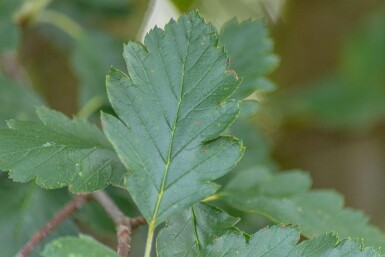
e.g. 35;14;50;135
150;24;191;227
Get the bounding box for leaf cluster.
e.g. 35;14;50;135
0;7;384;257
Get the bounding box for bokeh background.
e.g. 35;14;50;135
1;0;385;255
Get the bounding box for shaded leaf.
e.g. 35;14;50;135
0;175;77;257
157;203;239;257
0;75;44;127
223;168;385;249
102;12;244;227
219;19;279;99
204;226;383;257
229;120;276;172
41;235;119;257
0;106;126;192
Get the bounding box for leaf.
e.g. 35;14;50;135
230;120;276;172
157;201;383;256
204;226;299;256
71;31;125;106
219;19;279;99
0;175;77;257
203;225;383;257
0;106;126;192
157;203;240;257
0;75;44;127
41;235;120;257
101;12;244;227
222;168;385;249
0;0;23;51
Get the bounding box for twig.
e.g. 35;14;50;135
92;191;146;257
15;194;91;257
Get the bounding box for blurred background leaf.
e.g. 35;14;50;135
0;75;44;127
0;0;24;51
276;8;385;131
0;175;77;257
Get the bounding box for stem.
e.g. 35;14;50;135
15;194;91;257
77;95;105;119
92;191;146;257
33;9;83;39
202;193;221;203
144;223;155;257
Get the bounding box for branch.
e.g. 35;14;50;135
15;194;91;257
92;191;146;257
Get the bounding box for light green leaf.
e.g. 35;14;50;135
0;106;126;192
0;75;44;127
157;203;240;257
41;235;119;257
0;175;77;257
101;12;244;229
219;19;279;99
204;226;383;257
223;168;385;249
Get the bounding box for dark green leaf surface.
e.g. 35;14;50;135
102;13;243;228
204;226;383;257
223;168;385;249
219;19;279;99
0;106;126;192
0;75;44;127
41;235;119;257
0;176;77;257
102;12;244;226
157;203;239;257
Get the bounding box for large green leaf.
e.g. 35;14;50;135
204;226;383;257
41;235;119;257
0;75;44;127
157;203;240;257
219;19;279;99
0;106;126;192
222;168;385;249
0;175;77;257
101;12;244;228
